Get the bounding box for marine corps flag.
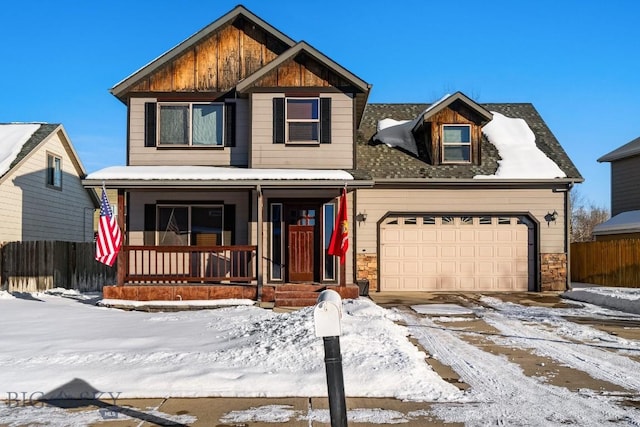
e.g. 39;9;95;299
328;187;349;264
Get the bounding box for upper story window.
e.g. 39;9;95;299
442;124;471;163
273;97;331;144
46;153;62;189
287;98;319;143
158;102;224;146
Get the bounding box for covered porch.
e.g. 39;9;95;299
84;166;371;304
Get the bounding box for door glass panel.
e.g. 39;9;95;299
323;204;335;280
271;204;283;280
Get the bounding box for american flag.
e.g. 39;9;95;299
95;186;122;267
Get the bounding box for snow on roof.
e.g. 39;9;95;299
86;165;354;181
0;123;41;176
474;112;567;179
374;102;566;180
373;94;451;156
593;210;640;235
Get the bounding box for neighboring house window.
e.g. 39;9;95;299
157;205;224;246
47;154;62;189
442;124;471;163
273;97;331;144
158;102;224;146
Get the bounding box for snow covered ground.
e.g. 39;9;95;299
1;286;639;426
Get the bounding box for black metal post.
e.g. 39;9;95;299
323;336;347;427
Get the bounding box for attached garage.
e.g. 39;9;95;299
380;214;535;291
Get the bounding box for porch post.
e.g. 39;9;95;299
256;185;264;301
116;189;125;287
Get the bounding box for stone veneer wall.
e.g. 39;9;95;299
356;253;378;291
541;253;567;291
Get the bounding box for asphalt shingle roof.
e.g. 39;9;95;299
1;123;59;179
356;103;582;181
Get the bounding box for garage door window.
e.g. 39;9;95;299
422;216;436;225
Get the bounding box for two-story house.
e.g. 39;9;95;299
593;136;640;240
83;5;582;304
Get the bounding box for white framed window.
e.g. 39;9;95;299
286;98;319;143
46;153;62;189
442;124;471;163
158;102;224;146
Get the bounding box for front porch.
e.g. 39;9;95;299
102;283;360;307
105;245;359;306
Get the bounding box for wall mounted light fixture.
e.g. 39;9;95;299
544;210;558;226
355;212;367;224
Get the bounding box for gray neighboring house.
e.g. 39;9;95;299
594;136;640;239
0;123;98;242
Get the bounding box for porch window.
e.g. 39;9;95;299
270;203;284;281
46;153;62;189
158;103;224;146
323;203;336;281
442;124;471;163
157;205;224;245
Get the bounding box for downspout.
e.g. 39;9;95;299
256;184;264;302
565;182;574;290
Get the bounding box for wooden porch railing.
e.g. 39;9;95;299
122;245;257;285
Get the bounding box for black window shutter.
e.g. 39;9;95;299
320;98;331;143
224;204;236;244
224;102;236;147
144;102;157;147
144;204;156;245
273;98;285;144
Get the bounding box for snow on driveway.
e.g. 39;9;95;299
1;289;640;426
402;297;640;427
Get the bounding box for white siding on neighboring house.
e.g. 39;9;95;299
355;187;566;254
250;92;354;169
0;129;95;242
128;97;249;167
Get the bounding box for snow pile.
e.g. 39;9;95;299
563;284;640;315
0;290;15;300
0;294;460;401
476;112;567;179
0;123;41;176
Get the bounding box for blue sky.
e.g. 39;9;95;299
1;0;638;208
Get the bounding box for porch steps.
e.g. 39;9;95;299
274;284;325;308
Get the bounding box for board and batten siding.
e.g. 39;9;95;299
610;157;640;216
127;190;250;246
355;187;566;254
250;92;354;169
128;97;249;167
0;130;94;242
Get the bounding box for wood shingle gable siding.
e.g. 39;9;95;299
111;6;295;100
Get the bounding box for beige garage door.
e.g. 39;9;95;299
380;215;530;291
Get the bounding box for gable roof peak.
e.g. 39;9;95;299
110;4;297;100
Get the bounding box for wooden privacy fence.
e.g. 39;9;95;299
571;239;640;287
0;241;116;293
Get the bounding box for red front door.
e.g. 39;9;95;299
287;206;317;282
